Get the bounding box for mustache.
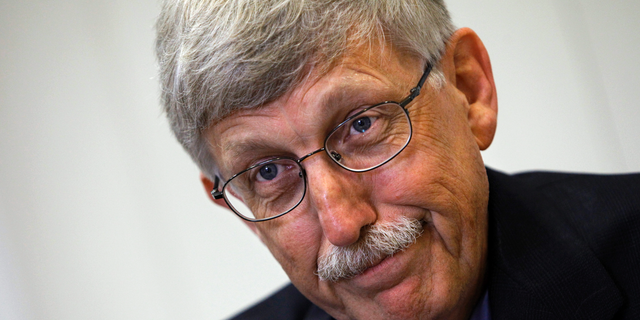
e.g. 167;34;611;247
316;216;424;282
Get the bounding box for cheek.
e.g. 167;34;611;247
371;142;458;212
390;90;486;209
370;100;487;246
255;213;323;280
410;86;476;154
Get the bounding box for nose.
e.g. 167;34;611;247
303;155;377;247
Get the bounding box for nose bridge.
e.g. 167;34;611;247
302;151;377;247
298;147;325;164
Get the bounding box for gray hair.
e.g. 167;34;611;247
155;0;455;179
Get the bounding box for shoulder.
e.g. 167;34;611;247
487;168;640;218
488;167;640;196
488;168;640;252
486;168;640;319
499;170;640;239
515;170;640;276
230;284;331;320
512;169;640;199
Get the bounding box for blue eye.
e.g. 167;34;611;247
258;163;278;180
352;117;372;133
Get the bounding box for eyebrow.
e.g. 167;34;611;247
223;138;280;163
219;77;394;170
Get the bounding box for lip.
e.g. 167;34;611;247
360;254;394;277
344;219;428;290
344;241;414;291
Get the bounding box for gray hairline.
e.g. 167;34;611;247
155;0;456;181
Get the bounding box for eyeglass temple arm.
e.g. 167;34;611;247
211;176;224;200
399;63;433;107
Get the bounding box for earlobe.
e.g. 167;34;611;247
445;28;498;150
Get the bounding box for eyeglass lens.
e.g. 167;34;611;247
325;102;411;171
223;102;411;221
224;158;306;221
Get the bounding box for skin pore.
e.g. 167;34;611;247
202;28;498;319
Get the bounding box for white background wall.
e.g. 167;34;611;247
0;1;638;319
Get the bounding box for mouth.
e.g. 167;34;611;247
344;251;395;281
344;238;420;291
356;253;393;278
356;220;429;277
316;217;425;282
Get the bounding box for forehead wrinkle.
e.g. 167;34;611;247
216;58;405;170
277;67;402;156
277;76;355;149
212;112;282;169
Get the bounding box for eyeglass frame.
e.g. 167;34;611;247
211;62;434;222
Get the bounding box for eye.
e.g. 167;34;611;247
351;116;373;134
257;163;279;181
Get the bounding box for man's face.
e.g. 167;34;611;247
205;30;494;320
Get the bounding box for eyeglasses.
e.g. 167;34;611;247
211;63;433;222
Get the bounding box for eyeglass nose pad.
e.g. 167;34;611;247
330;151;342;162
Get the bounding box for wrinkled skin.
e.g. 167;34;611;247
202;28;498;320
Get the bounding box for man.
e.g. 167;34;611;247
155;0;640;319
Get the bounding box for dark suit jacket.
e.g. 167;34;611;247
231;169;640;320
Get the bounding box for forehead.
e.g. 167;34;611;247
205;44;423;175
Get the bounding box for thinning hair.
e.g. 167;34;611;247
155;0;455;178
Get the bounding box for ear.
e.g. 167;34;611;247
443;28;498;150
199;173;262;236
